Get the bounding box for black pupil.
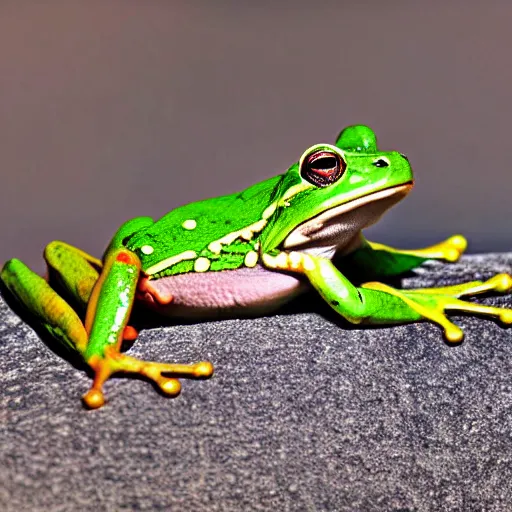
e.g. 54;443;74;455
311;156;337;171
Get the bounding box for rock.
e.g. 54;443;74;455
1;254;512;511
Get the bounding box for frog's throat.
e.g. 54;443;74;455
283;182;413;250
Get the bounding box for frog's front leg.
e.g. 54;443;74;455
362;275;512;341
338;234;468;279
263;252;512;341
263;251;425;324
1;219;214;408
82;248;213;408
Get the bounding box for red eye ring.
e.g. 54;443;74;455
301;150;345;187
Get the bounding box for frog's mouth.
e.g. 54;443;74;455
282;182;413;255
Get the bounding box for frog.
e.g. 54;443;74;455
2;125;511;409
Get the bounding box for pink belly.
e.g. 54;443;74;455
139;265;307;319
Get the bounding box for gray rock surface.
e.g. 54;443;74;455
1;254;512;512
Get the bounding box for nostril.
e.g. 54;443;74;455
372;158;389;168
399;153;409;162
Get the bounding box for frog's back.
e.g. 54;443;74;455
125;175;282;276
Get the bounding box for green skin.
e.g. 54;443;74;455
2;125;511;409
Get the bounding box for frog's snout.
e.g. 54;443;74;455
399;153;409;162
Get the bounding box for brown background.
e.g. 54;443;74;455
1;1;511;273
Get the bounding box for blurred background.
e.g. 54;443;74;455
1;1;511;273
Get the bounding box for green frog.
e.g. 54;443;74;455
2;125;511;408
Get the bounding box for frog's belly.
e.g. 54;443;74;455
141;266;307;318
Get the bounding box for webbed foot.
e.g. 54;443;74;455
362;273;512;342
83;349;214;409
368;234;468;263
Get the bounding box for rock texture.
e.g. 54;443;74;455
1;254;512;511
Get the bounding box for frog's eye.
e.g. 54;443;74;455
372;157;390;168
301;150;346;187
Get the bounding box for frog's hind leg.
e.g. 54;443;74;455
0;218;151;350
340;234;468;280
1;255;90;354
43;241;102;309
263;251;511;345
1;240;110;357
367;234;468;263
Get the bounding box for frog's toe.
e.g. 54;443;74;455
499;308;512;325
457;273;512;298
447;234;468;251
395;234;468;263
128;357;213;398
83;388;106;409
82;348;214;408
487;273;512;293
401;290;511;343
442;296;512;333
408;273;512;299
192;361;215;378
156;377;181;396
444;323;465;343
442;235;467;262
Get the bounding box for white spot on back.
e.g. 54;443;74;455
194;257;211;273
182;219;197;230
244;251;258;268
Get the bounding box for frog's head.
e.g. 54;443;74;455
261;125;414;255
